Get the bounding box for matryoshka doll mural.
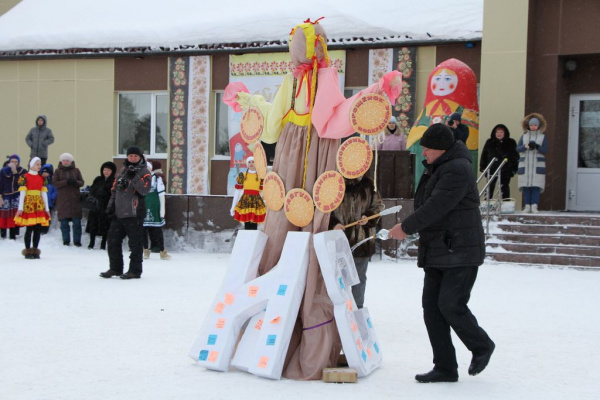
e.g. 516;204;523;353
406;58;479;186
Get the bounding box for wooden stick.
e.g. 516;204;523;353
342;213;380;229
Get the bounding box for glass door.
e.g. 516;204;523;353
567;95;600;211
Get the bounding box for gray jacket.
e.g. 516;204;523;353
108;161;151;219
25;115;55;159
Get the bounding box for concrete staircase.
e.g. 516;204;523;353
401;212;600;269
485;212;600;268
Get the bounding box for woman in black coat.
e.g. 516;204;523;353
85;161;116;249
479;124;519;200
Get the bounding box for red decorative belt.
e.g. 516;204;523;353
244;190;260;195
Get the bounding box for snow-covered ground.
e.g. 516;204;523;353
1;227;598;400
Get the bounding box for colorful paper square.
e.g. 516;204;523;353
266;335;277;346
198;350;209;361
277;285;287;296
248;286;259;297
207;334;217;345
215;318;226;329
258;356;269;369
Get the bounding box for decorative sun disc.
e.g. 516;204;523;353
240;107;264;144
253;142;268;180
350;93;391;136
284;188;314;228
263;172;285;211
313;170;345;213
336;136;373;179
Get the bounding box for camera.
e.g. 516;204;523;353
116;176;129;191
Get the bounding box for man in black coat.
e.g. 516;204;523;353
389;124;494;383
99;146;151;280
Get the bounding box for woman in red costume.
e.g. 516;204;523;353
14;157;51;259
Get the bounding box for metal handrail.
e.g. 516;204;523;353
479;158;508;234
477;157;497;185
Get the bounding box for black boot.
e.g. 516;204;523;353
120;271;141;280
469;340;495;376
99;269;122;278
415;369;458;383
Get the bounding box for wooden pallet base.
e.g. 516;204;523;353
322;367;358;383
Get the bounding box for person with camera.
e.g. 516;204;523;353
516;114;548;213
100;146;151;279
445;112;469;144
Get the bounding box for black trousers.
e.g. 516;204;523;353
144;227;164;252
1;227;18;239
422;266;493;374
487;173;512;200
107;217;144;275
24;224;42;249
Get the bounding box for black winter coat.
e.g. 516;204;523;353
479;124;519;177
329;176;384;258
402;141;485;268
86;162;116;236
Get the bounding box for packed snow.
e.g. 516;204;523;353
0;225;598;400
0;0;483;52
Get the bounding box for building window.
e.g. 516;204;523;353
214;92;230;157
117;92;168;156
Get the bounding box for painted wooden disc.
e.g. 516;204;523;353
284;188;314;228
240;107;263;144
350;93;391;135
252;142;268;179
313;170;345;213
336;136;373;179
263;172;285;211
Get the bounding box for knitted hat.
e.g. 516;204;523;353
389;116;398;124
41;164;54;175
529;117;540;126
419;123;455;150
59;153;74;162
7;154;20;164
126;146;143;157
29;157;41;168
449;112;462;122
246;156;255;165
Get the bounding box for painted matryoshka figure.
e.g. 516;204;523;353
406;58;480;185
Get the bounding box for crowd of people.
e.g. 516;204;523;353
2;119;172;278
2;41;549;383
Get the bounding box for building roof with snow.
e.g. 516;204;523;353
0;0;483;57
